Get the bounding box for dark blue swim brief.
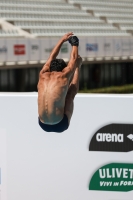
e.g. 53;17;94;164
38;114;69;133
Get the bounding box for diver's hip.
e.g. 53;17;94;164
39;112;64;125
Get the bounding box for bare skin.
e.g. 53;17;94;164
64;58;82;124
37;33;82;125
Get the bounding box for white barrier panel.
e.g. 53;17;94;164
79;37;87;58
2;37;133;63
50;37;61;58
17;38;29;61
86;37;97;58
6;38;18;62
60;42;71;60
40;38;50;61
0;39;7;62
122;37;130;56
29;39;40;61
105;37;114;57
113;37;122;57
96;37;105;58
0;129;7;200
130;37;133;56
0;93;133;200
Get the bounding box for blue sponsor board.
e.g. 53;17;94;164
86;43;98;52
0;46;7;53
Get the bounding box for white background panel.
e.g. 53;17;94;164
96;37;105;57
130;37;133;56
86;37;97;58
0;129;7;200
40;38;50;61
29;39;40;61
6;38;18;62
60;41;71;60
0;39;7;62
2;36;133;63
122;37;130;56
17;38;29;61
0;94;133;200
50;37;60;58
104;37;114;57
79;37;87;58
113;37;122;57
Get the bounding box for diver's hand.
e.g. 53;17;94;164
68;36;79;46
61;32;74;43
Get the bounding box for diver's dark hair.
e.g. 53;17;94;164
50;59;67;72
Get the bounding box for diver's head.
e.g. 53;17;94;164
50;59;67;72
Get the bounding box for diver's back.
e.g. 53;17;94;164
38;71;69;124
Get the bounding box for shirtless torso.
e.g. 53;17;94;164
38;71;69;125
37;33;82;132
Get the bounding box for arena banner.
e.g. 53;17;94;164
121;37;130;56
96;37;105;58
6;38;18;62
40;38;50;61
78;37;87;58
113;37;122;57
89;123;133;152
86;37;97;58
29;39;40;61
104;37;114;57
17;38;29;61
0;39;7;62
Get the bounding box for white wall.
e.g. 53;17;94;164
0;93;133;200
0;37;133;65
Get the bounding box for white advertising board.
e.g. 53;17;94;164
2;37;133;63
114;37;122;57
113;37;122;57
86;37;97;58
17;38;29;61
40;38;50;61
130;37;133;56
60;41;71;60
96;37;105;57
29;39;40;61
122;37;130;56
0;39;7;62
0;93;133;200
79;37;87;58
0;129;7;200
104;37;114;57
50;37;61;58
6;39;18;62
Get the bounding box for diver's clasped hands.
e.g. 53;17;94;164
61;32;74;43
61;32;79;47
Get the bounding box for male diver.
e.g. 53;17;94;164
37;32;82;133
